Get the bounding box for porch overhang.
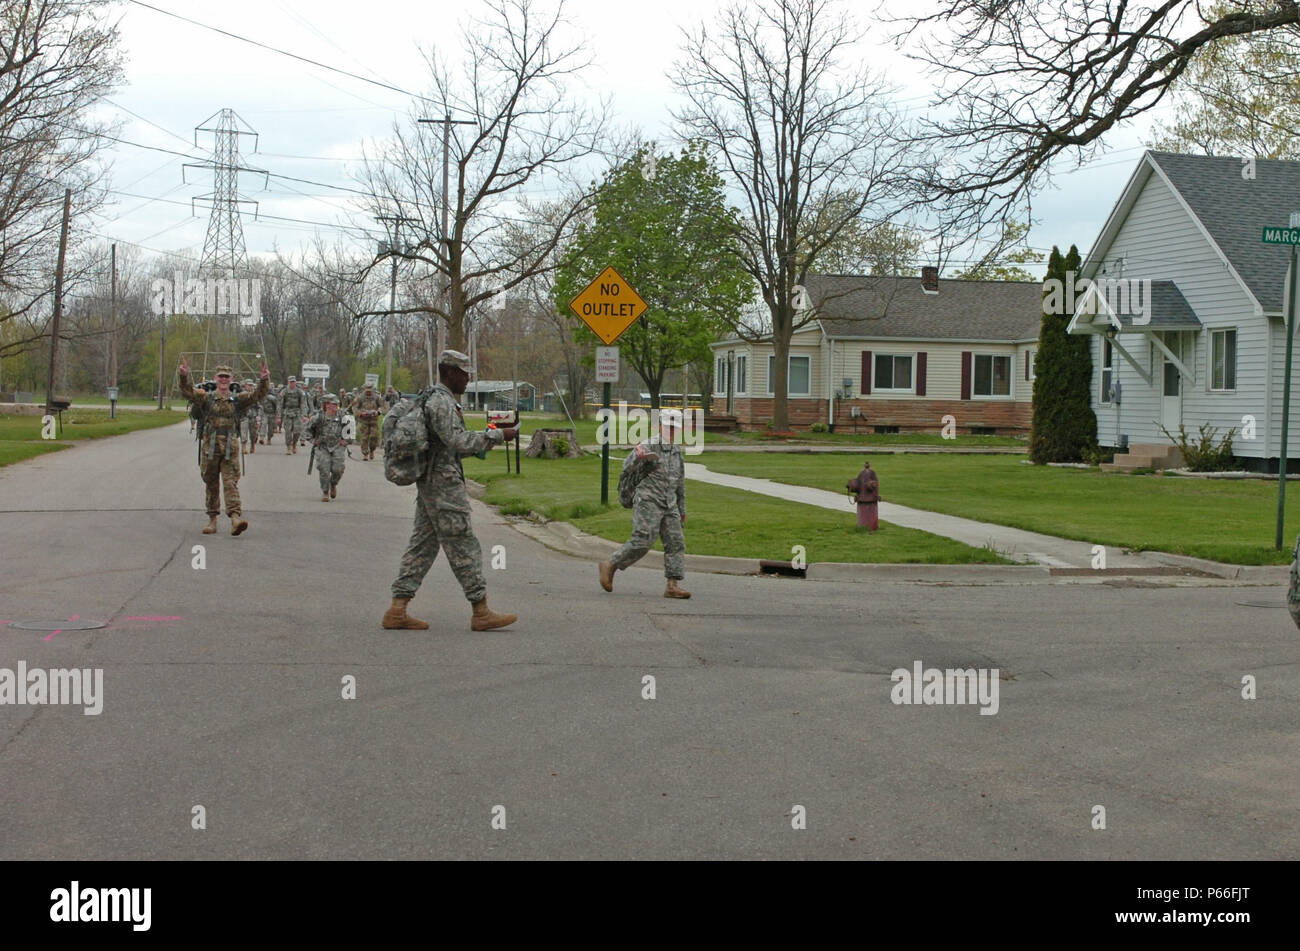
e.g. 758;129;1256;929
1066;279;1202;385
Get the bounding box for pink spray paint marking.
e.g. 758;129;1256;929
124;616;182;621
44;615;78;641
44;630;62;642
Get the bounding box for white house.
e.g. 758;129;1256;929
1069;151;1300;471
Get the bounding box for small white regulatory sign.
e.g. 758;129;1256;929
595;346;619;383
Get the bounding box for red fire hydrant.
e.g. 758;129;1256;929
847;459;880;531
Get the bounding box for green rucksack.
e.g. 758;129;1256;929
382;389;434;486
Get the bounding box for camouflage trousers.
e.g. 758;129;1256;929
240;415;259;444
610;497;686;580
200;435;242;517
391;478;485;603
282;415;303;447
317;445;346;494
358;416;380;455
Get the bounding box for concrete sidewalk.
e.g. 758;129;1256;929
683;462;1234;573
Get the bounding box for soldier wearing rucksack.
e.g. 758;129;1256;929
382;349;520;633
599;408;690;599
179;359;269;536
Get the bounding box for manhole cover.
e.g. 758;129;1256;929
10;618;108;631
1233;601;1286;608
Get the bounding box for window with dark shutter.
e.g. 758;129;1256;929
916;352;927;396
861;351;871;395
961;351;972;400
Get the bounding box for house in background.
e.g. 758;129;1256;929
710;269;1043;433
1068;151;1300;471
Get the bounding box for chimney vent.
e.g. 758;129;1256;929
921;266;939;294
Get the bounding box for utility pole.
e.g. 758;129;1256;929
109;243;118;418
386;251;396;391
418;113;475;375
44;188;72;417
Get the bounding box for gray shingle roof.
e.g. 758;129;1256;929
1148;151;1300;313
1102;280;1201;329
805;273;1043;341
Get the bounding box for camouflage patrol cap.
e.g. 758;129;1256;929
213;365;234;377
438;349;471;371
286;375;296;382
322;393;339;404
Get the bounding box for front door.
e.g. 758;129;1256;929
1160;332;1183;434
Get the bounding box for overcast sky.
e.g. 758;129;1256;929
92;0;1167;279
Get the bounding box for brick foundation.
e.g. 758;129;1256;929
732;397;1031;435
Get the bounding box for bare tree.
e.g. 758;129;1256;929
356;0;607;353
0;0;124;322
892;0;1300;239
671;0;914;431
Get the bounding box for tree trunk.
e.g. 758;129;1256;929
770;326;791;431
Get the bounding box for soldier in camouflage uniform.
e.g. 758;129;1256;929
384;349;520;632
259;387;278;444
599;408;691;598
352;382;386;460
279;376;308;454
239;378;260;454
179;359;270;535
307;393;348;501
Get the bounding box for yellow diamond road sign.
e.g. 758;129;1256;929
568;266;647;345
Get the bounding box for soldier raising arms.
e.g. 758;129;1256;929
179;359;269;535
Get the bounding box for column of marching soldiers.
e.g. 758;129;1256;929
176;350;691;633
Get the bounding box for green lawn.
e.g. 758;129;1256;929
0;408;185;442
695;452;1300;565
0;442;68;467
0;409;186;468
462;453;1010;565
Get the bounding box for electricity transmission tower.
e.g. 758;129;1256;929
179;109;268;383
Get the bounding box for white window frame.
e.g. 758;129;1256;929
735;354;747;395
971;352;1014;399
1100;339;1113;405
767;354;812;397
1210;329;1237;392
1026;347;1036;381
872;352;915;394
715;356;727;396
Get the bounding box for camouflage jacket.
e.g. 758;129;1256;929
179;372;268;459
622;439;686;516
423;382;501;485
352;390;385;419
279;386;307;415
308;411;348;450
260;393;278;418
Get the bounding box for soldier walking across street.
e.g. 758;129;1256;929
384;349;520;632
179;359;269;535
351;382;385;460
279;376;307;454
599;408;691;598
308;393;349;501
384;384;399;409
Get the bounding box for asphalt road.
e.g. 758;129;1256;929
0;421;1296;859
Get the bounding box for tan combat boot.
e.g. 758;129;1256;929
471;598;517;631
248;441;255;454
599;561;615;592
202;516;218;534
664;579;691;599
321;493;330;502
330;484;337;499
382;597;429;630
231;516;248;536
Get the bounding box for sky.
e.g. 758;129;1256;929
89;0;1169;280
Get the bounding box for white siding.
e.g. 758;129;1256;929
1085;171;1268;454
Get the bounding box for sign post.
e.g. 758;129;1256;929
1262;220;1300;548
568;267;647;504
